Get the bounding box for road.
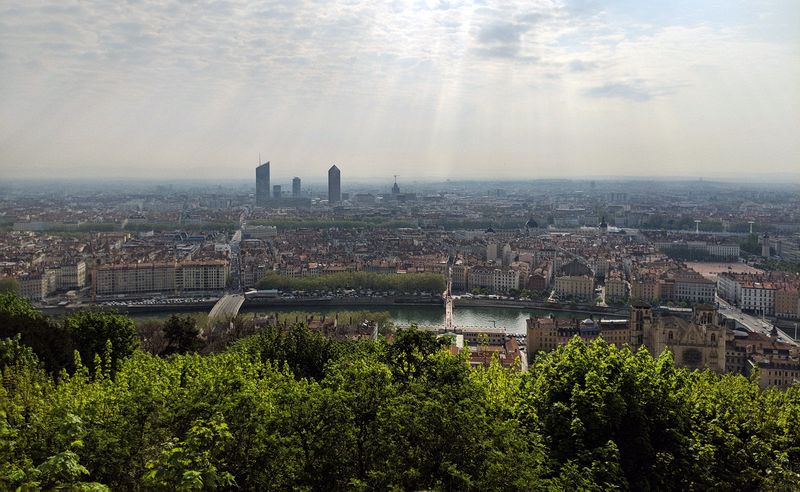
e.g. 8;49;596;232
229;231;242;291
716;294;797;346
444;266;454;330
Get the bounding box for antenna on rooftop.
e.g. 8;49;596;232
259;152;261;165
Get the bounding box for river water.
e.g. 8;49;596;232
132;305;622;335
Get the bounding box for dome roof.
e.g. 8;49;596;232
525;218;538;228
485;227;496;234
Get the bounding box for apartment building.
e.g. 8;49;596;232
18;273;54;301
452;264;469;292
740;282;776;316
93;260;229;298
554;275;594;301
526;316;630;353
54;260;86;290
670;271;716;304
775;287;800;319
468;266;520;293
605;273;628;303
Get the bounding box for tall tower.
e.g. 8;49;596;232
273;185;281;199
762;233;771;258
629;301;653;349
256;161;270;207
292;177;301;197
328;165;341;203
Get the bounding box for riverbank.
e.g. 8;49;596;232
245;296;442;308
38;295;628;319
453;297;629;318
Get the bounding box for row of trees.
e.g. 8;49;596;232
756;259;800;274
2;292;800;489
0;292;138;374
248;218;417;230
248;217;536;231
255;271;446;294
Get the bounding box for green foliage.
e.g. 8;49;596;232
63;311;139;375
143;413;235;490
0;278;20;294
162;315;203;355
249;218;417;230
270;310;394;334
0;291;39;318
757;258;800;274
0;293;75;373
255;270;446;294
232;323;350;380
385;327;449;382
34;414;109;490
739;233;762;255
2;320;800;490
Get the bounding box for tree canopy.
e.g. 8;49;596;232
255;271;446;294
1;298;799;490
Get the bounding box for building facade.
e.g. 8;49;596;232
605;275;628;303
527;304;727;374
554;275;594;301
93;260;229;298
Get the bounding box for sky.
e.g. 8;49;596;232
1;0;798;181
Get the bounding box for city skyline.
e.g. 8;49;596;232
1;1;798;180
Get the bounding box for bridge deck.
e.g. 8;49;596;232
208;294;245;319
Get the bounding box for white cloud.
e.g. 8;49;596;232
0;0;798;179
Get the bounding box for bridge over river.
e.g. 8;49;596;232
208;294;245;320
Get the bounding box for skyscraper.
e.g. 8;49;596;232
256;161;270;206
273;185;281;199
292;177;301;197
328;165;341;203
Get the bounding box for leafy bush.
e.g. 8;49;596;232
1;317;799;489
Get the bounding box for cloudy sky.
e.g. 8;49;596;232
1;0;798;181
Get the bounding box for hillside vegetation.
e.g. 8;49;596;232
1;292;799;490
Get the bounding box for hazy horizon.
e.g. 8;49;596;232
1;0;798;180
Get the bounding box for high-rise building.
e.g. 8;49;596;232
273;185;281;199
292;177;301;197
328;165;341;203
256;161;270;206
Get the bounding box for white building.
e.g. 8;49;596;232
717;274;740;304
493;267;520;292
739;282;776;316
486;243;498;263
501;243;513;266
468;266;519;293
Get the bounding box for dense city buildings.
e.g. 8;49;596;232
527;302;799;388
1;177;799;387
92;260;229;298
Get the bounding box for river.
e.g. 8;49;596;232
130;305;624;335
